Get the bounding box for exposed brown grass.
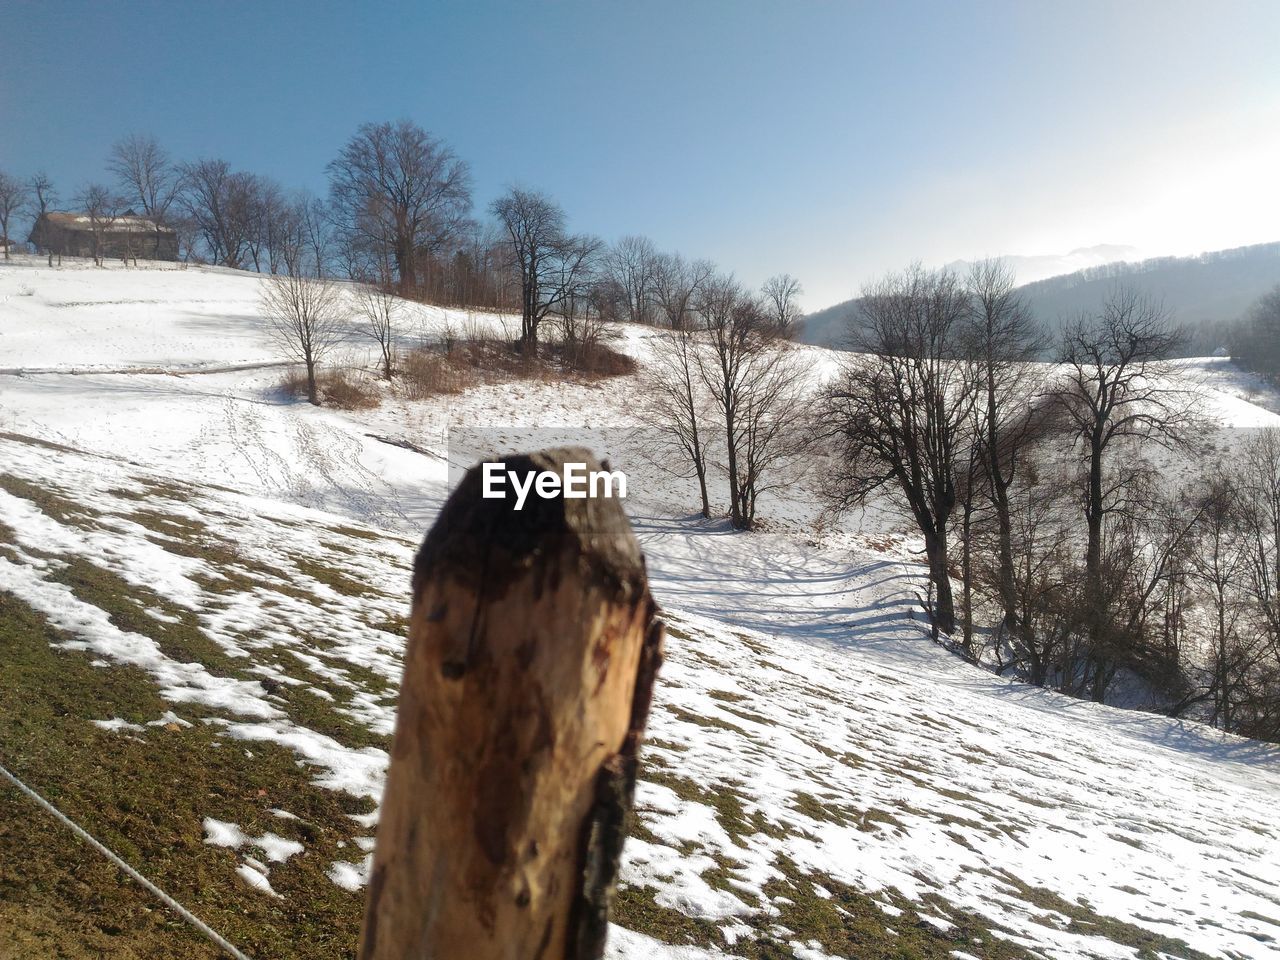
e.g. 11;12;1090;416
398;333;635;401
556;340;637;378
276;368;381;410
399;350;473;400
276;367;312;400
318;369;380;410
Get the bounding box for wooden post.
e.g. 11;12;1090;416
360;448;664;960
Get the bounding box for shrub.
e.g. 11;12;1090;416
277;367;311;400
319;369;380;410
573;341;637;378
397;327;637;402
400;349;469;399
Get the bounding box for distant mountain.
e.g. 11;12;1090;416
800;242;1280;351
1019;242;1280;337
942;244;1141;286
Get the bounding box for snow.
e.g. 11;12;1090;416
202;818;248;849
91;717;146;733
236;862;281;898
327;858;371;892
3;256;1280;957
203;817;303;899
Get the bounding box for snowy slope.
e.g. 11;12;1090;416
2;256;1280;959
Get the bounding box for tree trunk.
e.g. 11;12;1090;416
988;453;1020;643
723;407;743;529
360;449;664;960
305;359;319;406
1084;429;1107;697
694;458;711;520
395;235;416;297
960;501;974;657
925;532;956;635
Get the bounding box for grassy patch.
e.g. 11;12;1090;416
0;473;104;529
791;791;860;828
612;884;726;950
668;704;748;738
51;557;246;676
990;869;1215;960
288;554;378;599
757;857;1029;960
0;590;370;959
326;524;383;543
641;769;786;845
0;431;84;456
1241;909;1280;928
51;556;388;759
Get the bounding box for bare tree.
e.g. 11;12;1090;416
1240;429;1280;656
1188;473;1251;727
298;192;333;278
179;159;260;269
328;120;471;296
1052;288;1197;699
964;259;1046;651
761;273;804;338
28;172;57;265
0;169;29;261
490;187;599;352
75;183;122;266
357;264;401;380
490;187;562;351
819;266;978;636
653;254;713;330
640;323;717;518
636;255;717;517
696;276;755;528
109;133;181;257
988;468;1080;685
693;275;806;530
261;273;349;404
730;340;811;527
603;235;660;325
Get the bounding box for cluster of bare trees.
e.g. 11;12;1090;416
1175;431;1280;738
1231;285;1280;387
179;158;326;273
3;123;805;373
816;262;1280;737
638;261;808;529
489;187;602;353
817;264;1278;720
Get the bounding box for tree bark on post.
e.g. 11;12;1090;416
360;448;664;960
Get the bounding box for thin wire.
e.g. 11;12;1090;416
0;760;253;960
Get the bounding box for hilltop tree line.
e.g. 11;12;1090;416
0;122;801;331
0;122;805;409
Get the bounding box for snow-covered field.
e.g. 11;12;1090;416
2;256;1280;959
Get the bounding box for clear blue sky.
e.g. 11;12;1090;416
3;0;1279;309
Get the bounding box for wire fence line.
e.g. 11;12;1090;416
0;758;253;960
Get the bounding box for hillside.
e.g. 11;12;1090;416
2;257;1280;959
801;242;1280;349
942;244;1142;286
1019;242;1280;336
